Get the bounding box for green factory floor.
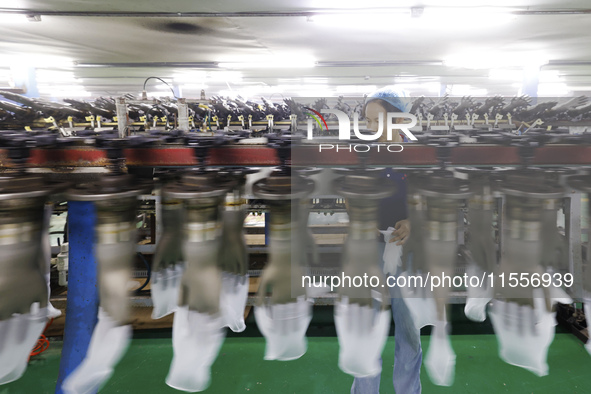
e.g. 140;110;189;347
3;332;590;394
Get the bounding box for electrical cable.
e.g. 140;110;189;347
135;252;151;293
143;77;177;99
29;318;54;359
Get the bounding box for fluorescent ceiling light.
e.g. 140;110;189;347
309;10;410;29
276;84;305;91
394;75;439;83
539;70;562;83
449;84;487;96
538;83;570;96
568;85;591;91
209;71;243;82
421;7;516;29
395;82;441;93
277;78;328;86
489;69;523;81
292;85;334;97
216;85;284;100
173;71;207;83
295;90;335;98
272;84;335;97
36;70;79;83
313;0;403;9
181;84;209;90
2;55;75;69
336;85;377;94
0;13;28;23
174;71;243;85
0;68;10;81
310;6;515;30
218;57;316;69
302;77;329;85
445;52;548;69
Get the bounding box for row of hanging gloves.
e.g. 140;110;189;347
0;197;62;385
389;167;582;386
4;165;588;392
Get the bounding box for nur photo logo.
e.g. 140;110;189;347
304;108;418;153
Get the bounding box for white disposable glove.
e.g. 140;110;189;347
378;227;403;275
220;272;249;333
166;306;225;392
464;264;493;322
488;289;557;377
424;319;456;386
334;297;390;378
398;271;438;330
254;296;312;361
151;264;184;319
41;204;62;319
585;301;591;356
0;306;48;385
151;200;184;319
62;307;131;394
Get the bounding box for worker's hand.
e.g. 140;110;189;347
390;219;410;245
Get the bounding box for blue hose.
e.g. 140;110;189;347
55;201;99;394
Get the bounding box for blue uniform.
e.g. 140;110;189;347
377;169;408;233
351;167;423;394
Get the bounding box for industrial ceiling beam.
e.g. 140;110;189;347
3;8;591;18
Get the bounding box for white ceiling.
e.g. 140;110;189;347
1;0;591;100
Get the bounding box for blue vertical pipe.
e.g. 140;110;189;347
55;201;99;394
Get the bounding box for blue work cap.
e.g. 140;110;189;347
366;86;412;113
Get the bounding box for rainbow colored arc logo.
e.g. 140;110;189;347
304;107;328;131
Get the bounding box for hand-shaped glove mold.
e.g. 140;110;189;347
95;220;137;326
464;187;496;322
252;173;314;362
151;199;185;319
219;190;249;332
0;207;48;320
0;198;49;385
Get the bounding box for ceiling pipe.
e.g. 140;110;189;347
2;8;591;18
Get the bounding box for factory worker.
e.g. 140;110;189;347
350;87;422;394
